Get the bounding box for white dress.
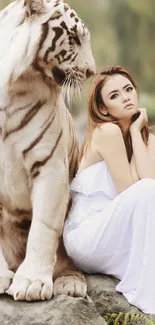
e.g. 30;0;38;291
63;161;155;314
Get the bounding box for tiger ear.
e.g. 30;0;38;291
24;0;44;16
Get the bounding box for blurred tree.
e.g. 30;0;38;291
68;0;155;116
110;0;155;92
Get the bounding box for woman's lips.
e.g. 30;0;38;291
124;103;133;109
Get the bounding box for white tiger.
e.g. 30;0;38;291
0;0;96;301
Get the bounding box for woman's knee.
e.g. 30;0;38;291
135;178;155;194
125;178;155;202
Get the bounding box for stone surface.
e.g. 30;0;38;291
87;274;155;323
0;275;155;324
0;293;106;325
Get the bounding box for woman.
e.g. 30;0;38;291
63;66;155;314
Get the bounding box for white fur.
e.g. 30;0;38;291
0;0;95;300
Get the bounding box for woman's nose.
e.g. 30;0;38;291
122;93;129;102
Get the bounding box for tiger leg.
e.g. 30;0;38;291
0;205;14;293
53;237;87;297
7;165;69;301
0;246;14;293
56;114;86;297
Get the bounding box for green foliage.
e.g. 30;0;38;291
67;0;155;117
0;0;10;9
104;313;155;325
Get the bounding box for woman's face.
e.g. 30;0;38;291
101;74;139;120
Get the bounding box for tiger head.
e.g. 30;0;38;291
0;0;95;99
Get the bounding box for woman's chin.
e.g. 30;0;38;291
132;108;139;115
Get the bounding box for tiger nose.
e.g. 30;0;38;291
86;68;95;79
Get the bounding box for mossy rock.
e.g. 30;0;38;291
104;312;155;325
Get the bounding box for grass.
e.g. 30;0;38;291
104;313;155;325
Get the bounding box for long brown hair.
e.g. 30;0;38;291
79;66;149;162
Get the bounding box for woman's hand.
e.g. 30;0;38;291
130;108;148;133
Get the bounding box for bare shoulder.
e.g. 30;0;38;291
93;123;122;140
92;123;125;157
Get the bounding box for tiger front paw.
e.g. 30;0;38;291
7;276;53;301
0;270;14;294
6;261;53;301
53;275;87;297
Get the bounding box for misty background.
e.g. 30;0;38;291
1;0;155;143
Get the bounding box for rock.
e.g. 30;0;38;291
0;293;106;325
0;275;155;324
86;274;155;323
87;274;137;315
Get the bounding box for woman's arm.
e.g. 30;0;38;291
93;123;135;193
130;154;140;182
130;109;155;179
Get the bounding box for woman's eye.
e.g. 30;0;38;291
110;93;118;100
126;86;133;92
